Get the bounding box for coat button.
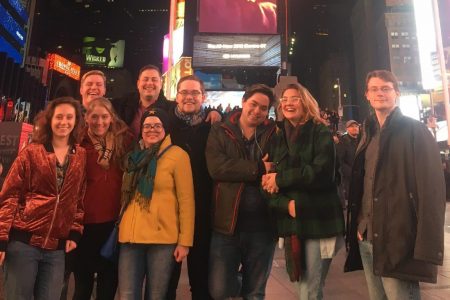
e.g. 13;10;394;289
374;198;378;202
374;233;378;238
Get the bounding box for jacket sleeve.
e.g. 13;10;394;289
206;124;261;182
412;124;446;265
0;148;30;250
173;150;195;247
275;125;336;190
68;150;86;243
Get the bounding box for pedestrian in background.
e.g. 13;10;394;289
0;97;86;300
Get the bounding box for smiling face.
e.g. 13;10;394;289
280;88;304;124
137;69;162;104
86;105;112;137
80;74;106;108
51;104;76;141
176;79;206;114
141;116;165;148
365;77;399;114
240;92;270;128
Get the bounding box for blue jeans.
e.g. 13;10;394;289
209;231;276;300
359;240;421;300
3;240;65;300
295;239;332;300
118;243;176;300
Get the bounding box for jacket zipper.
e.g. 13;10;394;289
229;183;245;234
44;192;60;247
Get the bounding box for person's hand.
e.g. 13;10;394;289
0;252;5;265
288;200;296;218
205;111;222;124
262;173;279;194
174;245;189;262
65;240;77;253
357;231;363;241
262;154;275;174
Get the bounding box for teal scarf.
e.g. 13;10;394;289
121;141;161;210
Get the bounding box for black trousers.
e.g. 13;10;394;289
71;222;118;300
166;225;213;300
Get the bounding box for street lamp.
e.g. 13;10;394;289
334;78;343;117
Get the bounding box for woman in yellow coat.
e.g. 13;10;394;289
118;108;195;300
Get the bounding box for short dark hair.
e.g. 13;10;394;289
138;64;162;79
177;75;205;94
242;84;276;108
365;70;399;92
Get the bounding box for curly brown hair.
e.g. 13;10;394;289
32;97;84;145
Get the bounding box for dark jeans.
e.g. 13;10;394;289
72;222;118;300
167;226;212;300
4;240;65;300
118;243;176;300
209;231;276;300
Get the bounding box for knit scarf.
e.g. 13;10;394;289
121;141;162;210
88;129;114;170
174;106;206;126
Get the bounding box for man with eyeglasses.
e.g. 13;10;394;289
112;64;221;139
205;84;277;299
345;70;445;299
165;75;214;300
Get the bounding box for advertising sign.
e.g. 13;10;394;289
82;37;125;68
193;35;281;67
163;57;193;100
48;53;81;80
199;0;277;34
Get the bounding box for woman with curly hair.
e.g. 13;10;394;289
0;97;86;300
263;83;344;300
72;97;132;300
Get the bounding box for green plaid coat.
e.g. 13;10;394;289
267;120;344;239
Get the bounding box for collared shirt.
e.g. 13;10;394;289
357;124;380;241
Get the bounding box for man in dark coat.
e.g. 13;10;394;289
205;84;277;299
337;120;360;207
165;75;213;300
344;70;446;299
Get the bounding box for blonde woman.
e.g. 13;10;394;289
263;83;344;299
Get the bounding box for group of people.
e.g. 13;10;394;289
0;67;445;300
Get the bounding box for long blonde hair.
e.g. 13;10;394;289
279;83;325;125
85;97;130;163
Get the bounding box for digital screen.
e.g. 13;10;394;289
439;0;450;72
0;34;22;63
7;0;28;22
194;71;222;90
0;3;26;47
193;35;281;67
82;37;125;68
199;0;277;34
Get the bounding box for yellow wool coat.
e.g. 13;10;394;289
119;136;195;247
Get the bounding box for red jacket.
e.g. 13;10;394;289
80;135;125;224
0;143;86;251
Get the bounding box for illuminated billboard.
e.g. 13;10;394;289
413;0;441;90
163;57;193;100
199;0;277;34
0;1;28;64
48;54;81;80
440;0;450;72
82;37;125;68
193;35;281;67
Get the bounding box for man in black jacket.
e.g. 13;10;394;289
166;75;213;300
345;70;445;299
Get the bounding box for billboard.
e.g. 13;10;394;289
0;1;28;64
199;0;277;34
193;35;281;67
48;53;81;80
82;37;125;68
163;57;193;100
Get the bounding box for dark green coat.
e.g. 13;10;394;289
267;119;344;239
